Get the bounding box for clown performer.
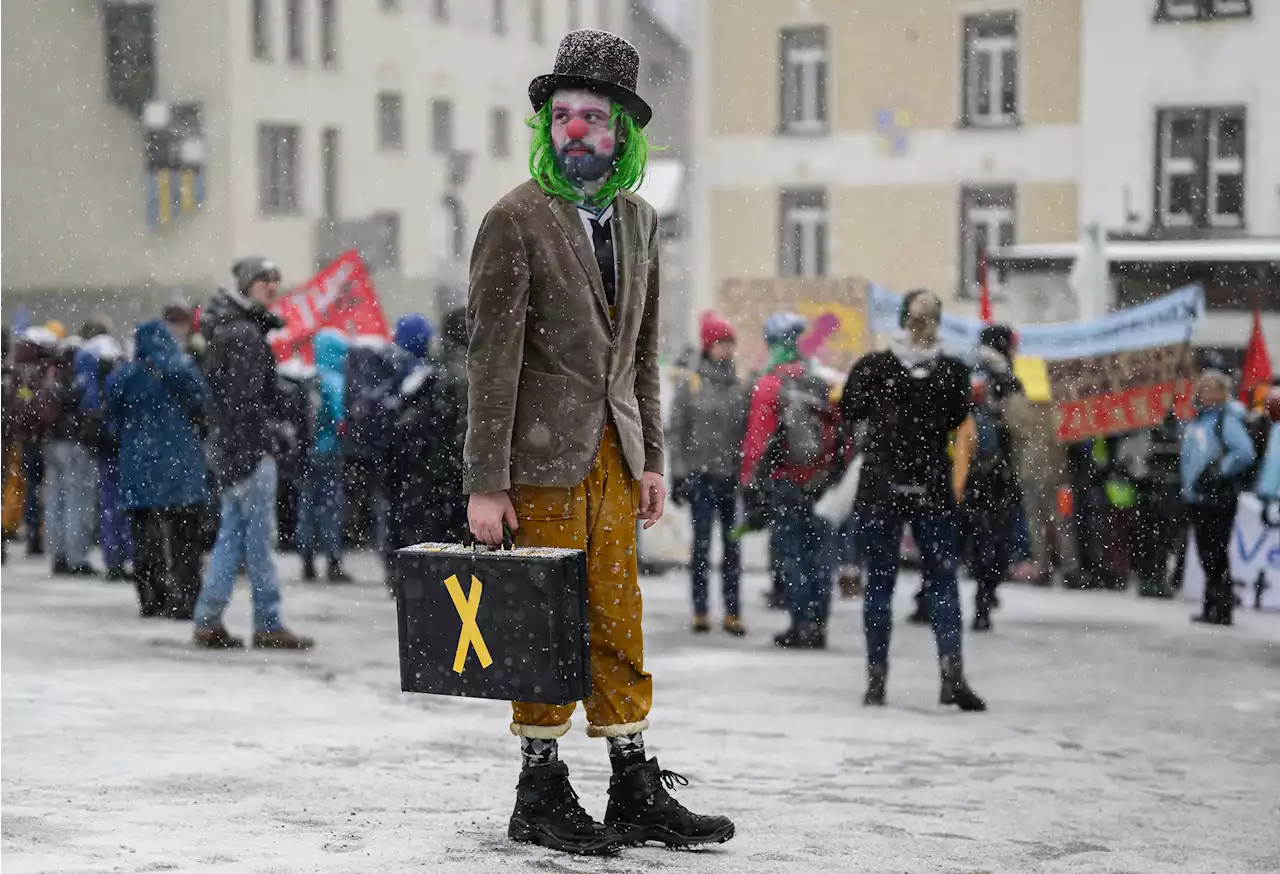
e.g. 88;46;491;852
464;30;735;856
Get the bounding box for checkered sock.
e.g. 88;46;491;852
607;732;646;773
520;737;559;770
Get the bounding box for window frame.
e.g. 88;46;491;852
778;26;829;136
431;99;454;155
778;188;829;279
960;13;1019;129
319;0;338;67
958;184;1016;299
491;107;510;158
1154;106;1247;231
321;127;340;218
1155;0;1252;22
379;91;405;152
286;0;305;64
258;123;301;216
252;0;271;61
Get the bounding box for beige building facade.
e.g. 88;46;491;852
2;0;653;327
690;0;1083;341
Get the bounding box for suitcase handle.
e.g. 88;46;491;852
464;523;515;552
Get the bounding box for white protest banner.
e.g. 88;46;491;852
1182;493;1280;612
868;284;1204;361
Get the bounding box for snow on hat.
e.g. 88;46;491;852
528;29;652;128
699;311;736;351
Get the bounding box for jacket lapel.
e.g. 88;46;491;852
613;196;633;338
546;194;612;326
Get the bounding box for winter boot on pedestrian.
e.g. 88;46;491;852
253;628;315;650
722;615;746;636
301;553;317;582
971;612;993;632
508;761;621;856
692;613;711;634
939;655;986;712
51;555;69;575
327;558;353;583
863;663;887;707
193;625;245;649
605;758;735;848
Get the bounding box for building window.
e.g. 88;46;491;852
432;99;454;154
1156;0;1251;21
962;14;1018;128
319;0;337;66
778;189;828;278
597;0;610;30
1156;107;1245;230
778;27;828;135
531;0;544;42
258;124;300;215
958;185;1015;298
491;108;510;157
433;0;448;23
379;92;404;151
286;0;305;63
438;196;466;262
252;0;270;60
322;127;340;218
381;0;399;11
372;212;401;272
568;0;581;30
492;0;506;34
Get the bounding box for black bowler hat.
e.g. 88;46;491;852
529;29;652;128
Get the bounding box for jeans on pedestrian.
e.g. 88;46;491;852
862;509;964;666
99;458;133;571
44;440;97;565
194;458;283;633
297;453;344;561
689;475;741;617
23;441;44;543
769;482;833;628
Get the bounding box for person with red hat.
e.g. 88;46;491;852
669;312;749;635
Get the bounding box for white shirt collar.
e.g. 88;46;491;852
577;201;614;224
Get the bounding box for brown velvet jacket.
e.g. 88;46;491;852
463;179;664;494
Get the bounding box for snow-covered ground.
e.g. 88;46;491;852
3;551;1278;873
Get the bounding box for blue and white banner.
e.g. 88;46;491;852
868;284;1205;361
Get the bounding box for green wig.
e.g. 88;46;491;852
527;102;651;208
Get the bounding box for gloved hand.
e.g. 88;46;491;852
670;477;690;508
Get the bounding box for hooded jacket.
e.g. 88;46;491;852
1180;401;1255;503
200;288;285;487
311;329;348;456
105;321;209;510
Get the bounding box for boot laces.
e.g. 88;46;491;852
659;770;689;792
554;781;599;831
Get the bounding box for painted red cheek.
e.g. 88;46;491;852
598;136;614;152
565;119;588;140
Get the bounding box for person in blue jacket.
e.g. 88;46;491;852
298;328;352;582
105;320;209;618
1180;369;1256;627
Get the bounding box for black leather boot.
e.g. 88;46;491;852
863;663;887;707
939;655;987;712
508;762;621;856
605;758;735;848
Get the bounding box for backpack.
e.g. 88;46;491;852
970;403;1011;479
777;369;838;467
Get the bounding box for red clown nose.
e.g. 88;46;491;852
565;118;589;141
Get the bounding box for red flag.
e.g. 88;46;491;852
269;250;391;362
1238;307;1272;405
978;253;993;323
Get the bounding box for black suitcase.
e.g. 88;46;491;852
391;541;591;704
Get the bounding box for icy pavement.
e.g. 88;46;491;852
3;552;1279;874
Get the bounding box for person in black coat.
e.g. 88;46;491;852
841;290;986;711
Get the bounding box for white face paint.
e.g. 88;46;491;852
548;89;617;188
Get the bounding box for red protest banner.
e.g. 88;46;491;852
269;250;390;363
1049;343;1195;442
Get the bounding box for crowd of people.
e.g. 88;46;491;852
668;292;1280;681
2;257;469;649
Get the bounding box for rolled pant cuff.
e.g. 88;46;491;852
586;718;650;738
509;720;573;740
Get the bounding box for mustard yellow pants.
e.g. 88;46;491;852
509;424;653;740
